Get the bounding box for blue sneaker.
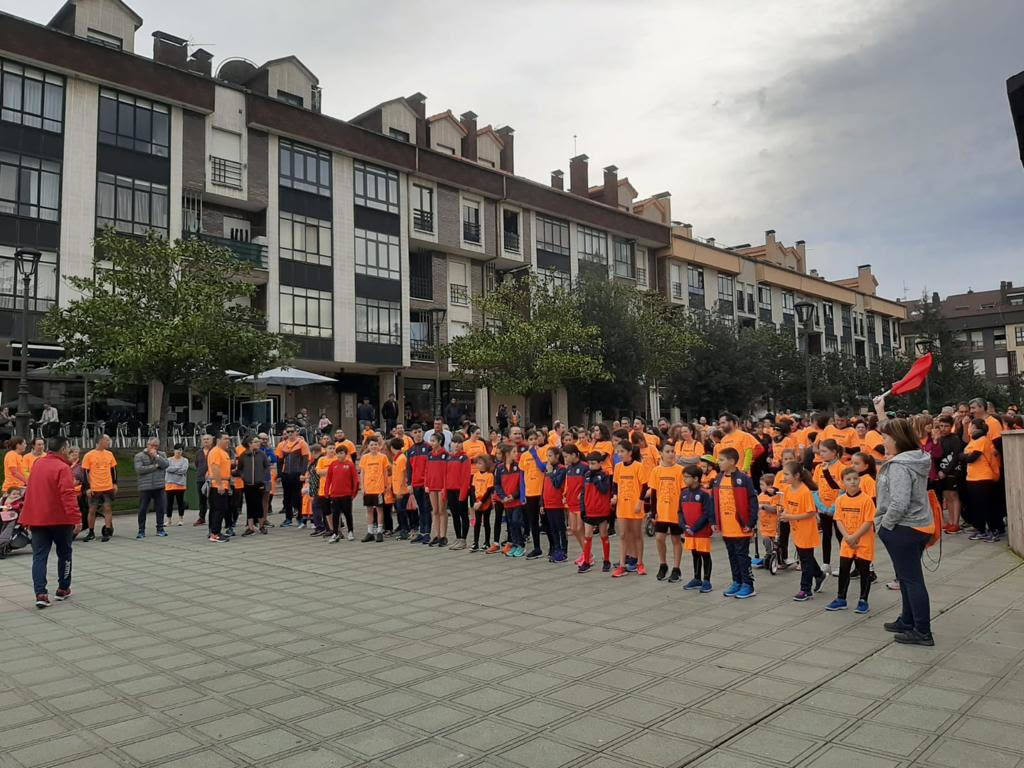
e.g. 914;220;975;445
625;556;637;573
682;578;703;590
854;600;869;614
601;560;612;573
723;582;741;597
735;584;756;599
157;530;168;537
578;561;593;573
511;547;525;558
280;520;292;528
825;598;848;611
751;557;764;568
700;580;713;593
136;531;145;539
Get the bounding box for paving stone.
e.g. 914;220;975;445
266;747;355;768
121;733;203;762
551;714;633;748
384;741;472;768
598;694;677;725
921;737;1022;768
502;736;584;768
841;721;931;757
398;703;475;731
194;711;269;739
335;723;419;757
155;750;238;768
803;745;901;768
727;726;819;762
299;709;373;737
9;734;95;768
446;719;527;751
611;731;703;767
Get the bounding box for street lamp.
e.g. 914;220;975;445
428;307;447;419
794;300;816;412
915;336;932;412
14;248;42;440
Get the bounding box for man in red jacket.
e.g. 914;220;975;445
21;436;81;608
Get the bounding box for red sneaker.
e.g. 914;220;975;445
192;519;206;527
611;566;628;578
636;563;648;576
54;588;72;601
35;594;50;609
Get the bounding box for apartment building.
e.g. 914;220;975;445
655;227;906;366
904;283;1024;385
0;0;670;431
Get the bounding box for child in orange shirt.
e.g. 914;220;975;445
681;465;714;591
698;455;717;490
359;436;390;543
470;454;495;551
389;438;413;540
826;466;876;614
612;442;648;577
964;418;1002;541
300;444;322;526
780;461;827;602
712;448;759;599
755;472;780;570
646;442;685;582
812;439;844;575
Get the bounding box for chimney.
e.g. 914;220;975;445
569;154;589;196
706;237;716;247
496;126;514;173
857;264;876;295
677;222;693;238
794;239;806;272
407;92;428;149
551;170;564;190
152;31;188;69
765;229;776;246
459;111;478;161
602;165;618;207
186;48;213;77
931;291;940;305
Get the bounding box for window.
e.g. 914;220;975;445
718;274;735;302
412;184;433;232
970;330;984;351
536;215;570;256
355;228;400;280
87;29;123;49
1016;326;1024;346
96;172;168;236
389;128;410;142
410;311;433;359
636;248;647;286
280;285;332;337
450;283;470;306
478;158;495;168
670;263;683;299
826;336;838;353
437;143;456;155
277;90;304;107
409;252;432;299
1010;294;1024;306
279;212;331;266
0;246;57;311
757;285;772;310
993;328;1006;349
578;225;607;264
687;265;704;292
354;161;398;213
503;209;520;252
462;201;481;244
539;267;571;293
782;290;795;313
0;151;60;221
891;319;901;346
1;59;64;133
280;140;331;196
822;302;834;322
613;238;634;279
355;297;401;345
973;358;986;376
98;89;169;157
996;356;1009;376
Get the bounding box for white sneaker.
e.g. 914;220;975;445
329;533;340;543
298;522;307;529
176;519;183;526
346;531;355;541
823;563;832;576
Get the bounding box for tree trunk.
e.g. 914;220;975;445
159;381;173;452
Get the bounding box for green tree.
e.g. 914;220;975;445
42;230;294;446
446;273;608;399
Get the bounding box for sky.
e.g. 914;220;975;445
10;0;1024;299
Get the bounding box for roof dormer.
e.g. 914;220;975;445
247;56;321;112
49;0;143;53
426;110;466;156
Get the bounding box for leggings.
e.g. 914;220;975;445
777;520;791;560
524;496;542;551
797;546;824;593
448;490;469;540
692;551;712;580
243;485;264;522
474;507;492;547
330;497;354;533
819;513;843;564
837;556;872;601
166;489;186;518
506;504;525;547
492;501;503;543
545;508;567;553
967;481;1001;534
382;503;394;533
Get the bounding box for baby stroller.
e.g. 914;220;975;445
0;489;29;559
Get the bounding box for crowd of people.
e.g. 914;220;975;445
8;394;1017;647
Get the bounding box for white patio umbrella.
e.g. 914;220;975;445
239;366;337;387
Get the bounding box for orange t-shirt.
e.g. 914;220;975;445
835;490;876;560
591;441;615;475
359;452;390;494
858;473;877;500
783;483;819;549
640;444;659;474
518;449;546;497
464;438;487;461
316;455;337;497
2;451;25;492
716;473;750;538
985;415;1003;442
812;460;843;510
965;436;999;482
391;453;409;496
471;469;494;510
821;425;857;460
232;444;246;489
23;452;43;477
613;459;647;519
647;463;683;524
82;448;117;492
335;440;357;460
206;446;232;492
675;439;702;462
715;430;759;472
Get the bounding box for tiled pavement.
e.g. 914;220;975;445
1;512;1023;768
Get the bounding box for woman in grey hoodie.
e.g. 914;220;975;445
874;410;935;646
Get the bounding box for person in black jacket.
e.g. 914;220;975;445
935;414;964;533
237;437;270;536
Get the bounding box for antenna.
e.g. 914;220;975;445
573;134;577;155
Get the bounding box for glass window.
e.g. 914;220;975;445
98;89;169;157
717;274;734;301
539;267;571;293
355;228;400;280
95;172;168;236
355;297;401;345
280;285;332;337
782;290;795;312
613;238;634;278
279;212;331;266
0;151;60;221
0;246;58;311
412;184;433;232
687;265;704;292
536;215;570;256
353;160;398;213
87;29;123;49
280;139;331;196
973;358;986;376
389;128;410;142
758;285;772;309
0;59;64;133
1016;326;1024;346
577;225;608;264
462;201;481;244
996;356;1009;376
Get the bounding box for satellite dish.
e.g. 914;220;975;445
216;57;259;85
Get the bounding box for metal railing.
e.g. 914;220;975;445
196;232;268;268
503;230;520;252
410;273;433;300
463;220;481;243
671;282;683;299
450;283;469;306
413;209;433;232
410;338;434;361
635;266;647;285
210;156;243;189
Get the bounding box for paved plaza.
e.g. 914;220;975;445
2;513;1024;768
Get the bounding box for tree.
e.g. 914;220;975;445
446;274;608;399
42;231;294;446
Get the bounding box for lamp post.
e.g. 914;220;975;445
14;248;42;440
915;336;932;412
428;307;447;419
794;300;816;412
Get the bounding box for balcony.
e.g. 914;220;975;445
410;338;434;361
463;220;481;244
504;230;520;252
635;266;647;285
413;209;433;233
450;283;469;306
195;232;267;269
210;156;243;190
671;282;683;299
410;273;433;301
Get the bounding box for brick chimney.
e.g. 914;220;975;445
706;237;716;247
794;239;806;273
765;229;776;247
857;264;877;295
677;222;693;238
602;165;618;207
152;31;188;68
496;126;514;173
569;154;589;196
407;92;428;148
460;111;478;161
551;170;564;190
186;48;213;77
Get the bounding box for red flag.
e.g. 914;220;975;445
890;353;933;396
